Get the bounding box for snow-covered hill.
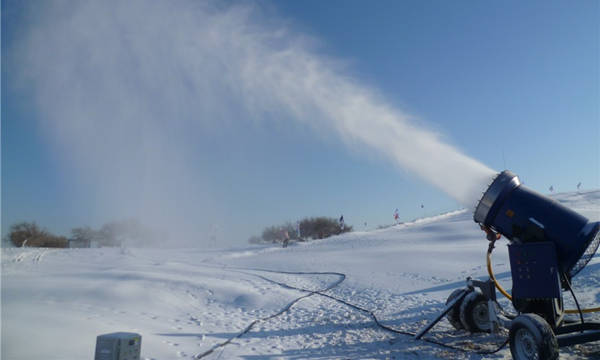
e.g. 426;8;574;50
2;190;599;359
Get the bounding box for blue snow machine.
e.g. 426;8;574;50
417;170;600;360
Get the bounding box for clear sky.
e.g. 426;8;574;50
2;0;599;245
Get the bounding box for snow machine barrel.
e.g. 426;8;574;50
474;170;600;278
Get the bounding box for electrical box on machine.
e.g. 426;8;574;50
95;332;141;360
508;241;561;299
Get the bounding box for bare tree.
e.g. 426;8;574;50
8;222;67;248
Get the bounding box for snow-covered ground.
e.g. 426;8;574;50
2;190;599;359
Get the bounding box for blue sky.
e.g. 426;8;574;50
2;0;598;244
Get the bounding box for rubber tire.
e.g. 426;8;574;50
445;289;467;330
459;291;491;333
509;314;558;360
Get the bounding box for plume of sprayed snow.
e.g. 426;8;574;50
9;0;495;245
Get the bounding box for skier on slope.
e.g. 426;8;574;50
339;215;344;231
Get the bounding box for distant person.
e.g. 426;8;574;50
282;229;290;248
339;215;344;231
394;208;400;223
296;221;301;239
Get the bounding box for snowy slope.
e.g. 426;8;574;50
2;190;599;359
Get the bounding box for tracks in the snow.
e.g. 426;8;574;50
11;249;47;263
193;268;345;359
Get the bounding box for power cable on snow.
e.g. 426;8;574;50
194;266;508;359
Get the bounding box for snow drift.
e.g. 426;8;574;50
2;190;598;359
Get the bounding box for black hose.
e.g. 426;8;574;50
562;272;585;326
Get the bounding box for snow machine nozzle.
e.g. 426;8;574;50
474;170;600;277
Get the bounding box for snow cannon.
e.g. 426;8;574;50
417;170;600;360
474;170;600;279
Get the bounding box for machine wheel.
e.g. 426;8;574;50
445;289;468;330
459;291;492;332
509;314;558;360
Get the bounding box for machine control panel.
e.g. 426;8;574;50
508;242;561;299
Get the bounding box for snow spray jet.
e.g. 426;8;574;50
9;0;495;244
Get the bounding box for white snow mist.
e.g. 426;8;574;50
10;0;495;244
